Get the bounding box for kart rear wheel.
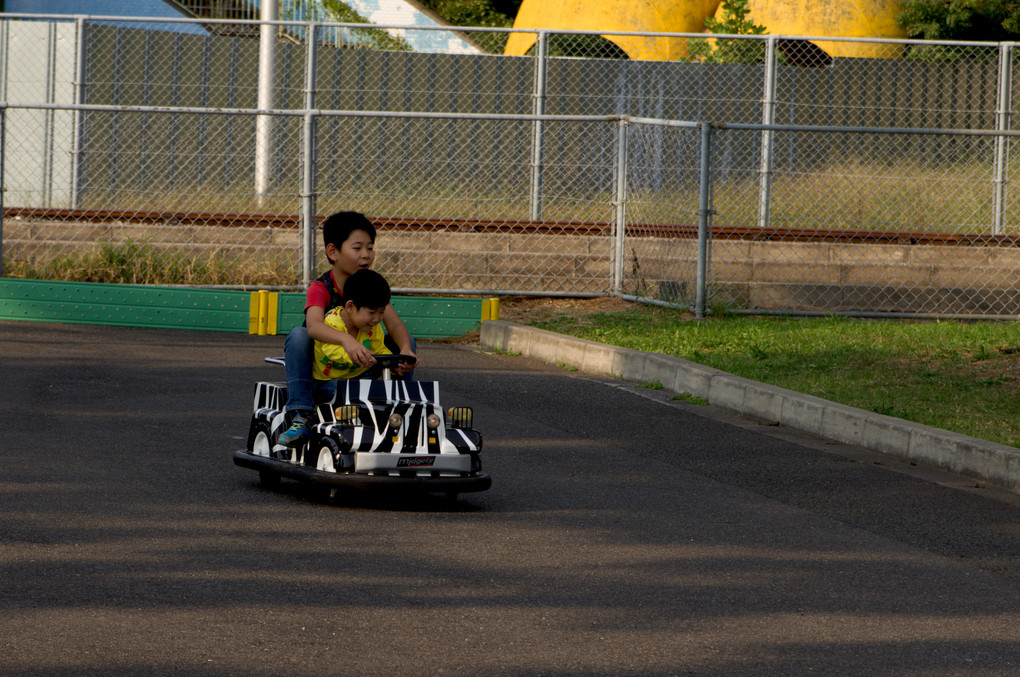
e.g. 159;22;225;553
251;421;274;458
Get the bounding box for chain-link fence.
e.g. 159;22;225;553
3;14;1020;317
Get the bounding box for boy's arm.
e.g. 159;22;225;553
382;305;415;354
382;305;417;375
305;305;376;367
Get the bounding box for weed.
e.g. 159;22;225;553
4;240;300;287
673;393;709;406
480;348;521;357
971;345;994;362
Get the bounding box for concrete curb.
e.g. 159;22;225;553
480;320;1020;494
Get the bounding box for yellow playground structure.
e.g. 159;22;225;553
504;0;907;60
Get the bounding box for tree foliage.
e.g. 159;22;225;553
417;0;522;28
688;0;768;64
288;0;412;50
896;0;1020;40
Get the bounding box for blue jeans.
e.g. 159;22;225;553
283;326;416;413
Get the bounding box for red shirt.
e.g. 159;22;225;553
304;270;342;314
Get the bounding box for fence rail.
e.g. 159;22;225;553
3;14;1020;318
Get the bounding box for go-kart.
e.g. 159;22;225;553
233;354;491;497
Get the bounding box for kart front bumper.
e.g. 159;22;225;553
233;450;492;494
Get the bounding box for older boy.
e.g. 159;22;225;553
280;211;416;447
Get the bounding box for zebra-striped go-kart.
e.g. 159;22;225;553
233;354;490;498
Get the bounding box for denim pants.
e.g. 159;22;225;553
283;326;416;413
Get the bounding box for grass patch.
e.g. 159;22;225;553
531;306;1020;448
4;240;301;287
479;348;521;357
673;392;709;406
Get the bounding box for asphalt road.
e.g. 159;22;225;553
1;321;1019;676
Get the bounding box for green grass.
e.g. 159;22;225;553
673;392;710;406
531;306;1020;448
3;240;301;287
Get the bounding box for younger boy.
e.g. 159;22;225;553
280;211;416;447
313;268;394;381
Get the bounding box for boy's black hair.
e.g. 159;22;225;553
342;268;391;310
322;211;376;262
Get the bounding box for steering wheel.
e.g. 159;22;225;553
372;354;416;370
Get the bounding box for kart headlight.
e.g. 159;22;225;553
447;407;473;429
334;405;359;425
388;413;404;430
426;413;442;429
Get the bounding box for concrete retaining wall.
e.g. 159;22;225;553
7;218;1020;311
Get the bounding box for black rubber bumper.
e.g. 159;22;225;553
233;450;492;493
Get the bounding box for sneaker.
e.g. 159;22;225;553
278;413;312;447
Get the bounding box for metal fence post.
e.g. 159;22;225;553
993;42;1013;235
255;0;278;208
529;30;547;222
756;35;777;229
612;116;629;295
1;105;5;277
301;23;318;286
71;16;87;209
696;121;714;319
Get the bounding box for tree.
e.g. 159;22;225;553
287;0;412;50
416;1;522;28
896;0;1020;41
688;0;769;64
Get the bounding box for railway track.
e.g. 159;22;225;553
5;206;1020;247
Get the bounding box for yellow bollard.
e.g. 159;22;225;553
265;291;278;335
257;290;269;336
248;292;260;334
249;290;278;335
482;297;501;322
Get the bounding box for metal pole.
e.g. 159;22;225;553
612;117;628;295
529;30;547;222
993;42;1013;235
695;122;713;319
1;105;5;277
42;20;57;207
301;23;318;286
756;35;777;229
255;0;278;208
69;17;88;207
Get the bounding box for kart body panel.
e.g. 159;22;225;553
235;366;490;495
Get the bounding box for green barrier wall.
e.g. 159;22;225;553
0;279;490;338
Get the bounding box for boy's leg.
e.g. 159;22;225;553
279;326;316;446
312;378;337;407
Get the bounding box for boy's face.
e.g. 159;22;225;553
344;301;386;334
327;229;375;278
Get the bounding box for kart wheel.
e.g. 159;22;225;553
311;437;341;473
251;421;274;458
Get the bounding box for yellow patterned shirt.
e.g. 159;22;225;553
312;307;391;380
